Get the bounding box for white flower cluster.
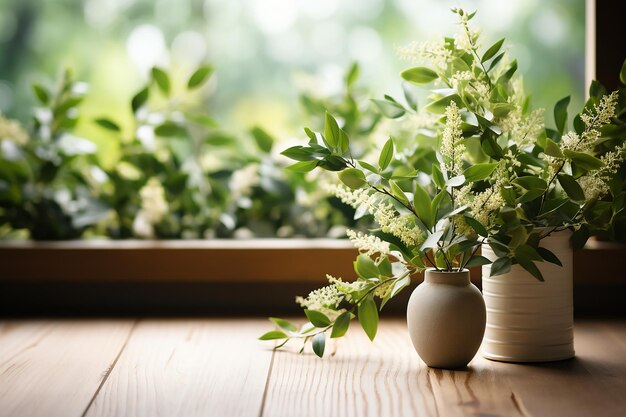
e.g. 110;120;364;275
577;141;626;200
327;183;424;248
346;229;390;257
295;280;346;320
499;107;545;150
458;162;508;230
0;115;29;146
133;178;168;238
397;40;452;72
326;183;377;210
560;132;580;151
469;186;505;229
374;202;424;247
229;163;260;198
570;91;619;152
441;102;465;175
456;26;480;52
577;175;609;201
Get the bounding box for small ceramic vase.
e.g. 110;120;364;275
407;268;486;369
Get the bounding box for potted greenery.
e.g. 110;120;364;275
261;8;626;367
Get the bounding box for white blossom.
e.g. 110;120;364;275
0;115;29;146
229;163;260;198
346;229;390;257
397;39;452;71
441;101;465;175
327;183;424;248
138;178;168;225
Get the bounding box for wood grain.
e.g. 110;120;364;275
0;320;135;417
83;319;273;417
1;319;625;417
262;319;626;417
261;320;531;417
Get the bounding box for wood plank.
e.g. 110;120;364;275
0;240;358;284
483;320;626;417
261;319;530;417
0;320;135;417
83;319;272;417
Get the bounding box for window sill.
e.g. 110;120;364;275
1;239;623;316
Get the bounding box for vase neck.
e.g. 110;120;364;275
424;269;471;286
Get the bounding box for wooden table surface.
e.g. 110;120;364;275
0;319;624;417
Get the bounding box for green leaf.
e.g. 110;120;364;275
187;65;214;89
463;163;497;183
514;244;544;281
95;118;121;132
331;312;351;338
544;138;564;158
446;175;465;187
324;112;341;149
389;276;411;299
304;309;331;327
339;168;367;189
414;182;433;229
312;332;326;357
154;121;187;137
251;127;273;153
557;174;585;202
358;296;379;341
259;330;288;340
377;256;392;276
281;146;316;162
151;67;170;95
465;255;491;267
492;103;516;118
620;58;626;85
131;87;149;113
516;189;545;204
554;96;570;134
318;155;347;171
378;137;394;170
481;38;505;63
513;176;547;191
536;247;563;267
401;67;439;84
563;149;605;171
431;164;445;189
390;180;409;205
420;230;444;251
464;216;488;237
32;84;50;105
490;257;512;276
589;80;607;100
358;160;379;174
515;240;543;261
354;254;380;279
304;127;318;143
371;99;406;119
487;52;505;72
346;62;359;88
402;82;419;111
269;317;297;332
286;160;318;173
424;94;462;114
186;113;219;128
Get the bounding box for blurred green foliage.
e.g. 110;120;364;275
0;0;587;239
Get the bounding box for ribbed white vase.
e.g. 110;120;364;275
481;231;575;362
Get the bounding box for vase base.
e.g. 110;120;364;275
482;350;575;363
